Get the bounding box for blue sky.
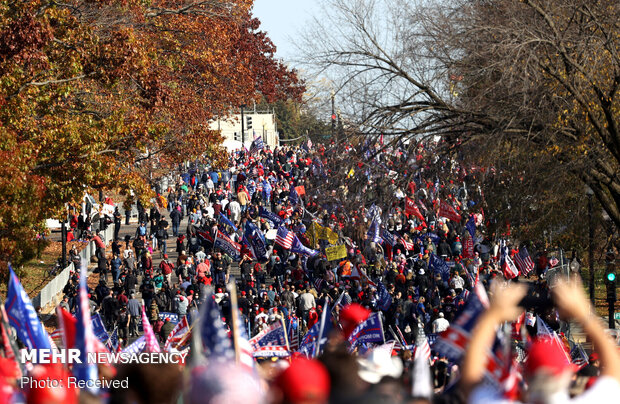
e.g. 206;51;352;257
252;0;321;61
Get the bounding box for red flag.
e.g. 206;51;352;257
57;307;77;349
438;200;461;222
294;185;306;197
405;198;426;223
56;307;110;354
462;237;474;258
502;255;519;280
511;312;525;340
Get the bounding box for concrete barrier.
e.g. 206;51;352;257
33;224;113;310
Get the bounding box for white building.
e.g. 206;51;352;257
209;109;280;151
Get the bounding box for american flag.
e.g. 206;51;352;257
275;226;294;249
287;315;300;352
399;237;414;251
248;322;287;351
106;327;119;352
199;289;235;361
232;310;255;372
414;336;431;361
536;315;572;365
570;343;589;369
514;247;535;275
141;305;161;353
164;316;191;352
249;134;264;154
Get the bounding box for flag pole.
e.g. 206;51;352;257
280;315;290;355
227;277;241;365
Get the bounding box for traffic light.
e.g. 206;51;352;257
605;251;616;302
246;116;253;130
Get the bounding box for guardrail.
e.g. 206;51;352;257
32;224;113;310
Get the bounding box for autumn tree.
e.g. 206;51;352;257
0;0;303;272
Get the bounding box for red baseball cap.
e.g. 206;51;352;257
274;358;330;404
525;337;576;376
339;304;370;338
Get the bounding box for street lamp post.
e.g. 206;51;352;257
331;91;335;140
586;186;595;304
240;104;246;148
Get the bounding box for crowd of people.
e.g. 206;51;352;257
3;138;620;404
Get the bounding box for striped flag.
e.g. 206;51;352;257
536;316;572;365
250;134;264;154
164;316;191;352
287;315;300;352
514;247;535;276
399;237;415;251
249;321;287;349
141;305;161;353
233;310;255;372
275;226;294;249
502;254;519;280
570;343;589;369
414;336;431;361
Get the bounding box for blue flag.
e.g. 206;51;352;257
290;187;300;206
245;222;268;261
424;232;441;245
91;313;110;345
466;216;476;239
5;265;52;350
290;234;319;257
259;206;283;227
213;230;241;260
366;218;382;243
377;282;392;311
262;180;272;201
219;212;238;232
299;304;332;358
246;180;256;197
429;253;450;282
106;328;119;352
348;312;385;349
381;228;396;246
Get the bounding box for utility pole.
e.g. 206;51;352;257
61;220;67;268
586;186;595;304
241;104;246;148
331;91;336;141
605;250;617;329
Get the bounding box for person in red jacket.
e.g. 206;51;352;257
307;306;319;329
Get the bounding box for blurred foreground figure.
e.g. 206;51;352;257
272;358;330;404
462;279;620;403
